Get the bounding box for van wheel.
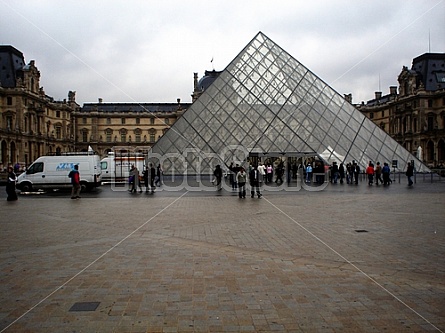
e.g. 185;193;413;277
20;182;33;192
80;182;88;193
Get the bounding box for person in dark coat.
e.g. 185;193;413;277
339;162;345;184
406;162;414;186
213;165;223;191
6;166;18;201
249;165;262;198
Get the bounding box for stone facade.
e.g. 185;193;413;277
358;53;445;168
0;45;190;169
0;46;77;169
75;100;190;157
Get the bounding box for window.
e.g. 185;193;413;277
106;129;112;143
134;129;142;143
150;133;156;143
381;110;385;117
55;126;61;139
6;116;12;130
150;117;155;125
136;117;140;125
82;130;88;142
121;118;126;125
26;162;44;174
428;99;433;108
413;118;417;133
106;117;111;124
427;115;434;131
369;112;374;119
436;72;445;83
83;117;87;124
164;118;170;125
7;96;12;105
56;111;60;118
120;129;127;142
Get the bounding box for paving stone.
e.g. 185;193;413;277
0;181;444;332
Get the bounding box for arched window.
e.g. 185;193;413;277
134;128;142;143
120;129;127;143
438;140;445;164
427;141;435;162
105;128;113;143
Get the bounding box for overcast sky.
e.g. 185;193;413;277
2;0;444;106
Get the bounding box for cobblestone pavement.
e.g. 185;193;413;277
1;180;444;332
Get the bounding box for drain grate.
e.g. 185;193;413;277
69;302;100;312
355;229;368;233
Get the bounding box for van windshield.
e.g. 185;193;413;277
27;162;44;174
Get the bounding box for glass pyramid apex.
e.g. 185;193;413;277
150;32;429;174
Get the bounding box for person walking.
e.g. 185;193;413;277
366;162;374;186
249;165;262;198
275;163;284;184
353;162;360;185
331;162;339;184
266;164;273;183
149;163;156;193
339;162;345;184
305;163;312;183
236;167;247;198
346;162;353;184
129;164;142;193
406;162;414;186
382;162;391;186
155;164;163;187
68;164;81;199
6;166;18;201
142;165;149;192
213;165;223;191
375;162;383;185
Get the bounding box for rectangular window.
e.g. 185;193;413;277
106;118;111;124
7;96;13;105
56;111;61;118
56;127;61;139
150;118;155;125
427;116;434;131
121;118;126;125
150;133;156;143
83;117;87;124
6;116;13;130
106;132;112;143
136;117;140;125
381;110;385;117
135;133;141;142
164;118;170;125
82;131;88;142
428;99;433;108
369;112;374;119
121;133;126;142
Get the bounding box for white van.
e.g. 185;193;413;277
17;152;102;192
100;152;145;182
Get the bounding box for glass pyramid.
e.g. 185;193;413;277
149;32;428;174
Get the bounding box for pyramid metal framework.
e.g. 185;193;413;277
149;32;428;174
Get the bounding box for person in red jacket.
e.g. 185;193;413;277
366;161;374;186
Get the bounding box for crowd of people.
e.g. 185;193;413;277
3;157;416;201
128;163;163;193
218;157;416;199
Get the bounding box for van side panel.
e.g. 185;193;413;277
17;155;102;191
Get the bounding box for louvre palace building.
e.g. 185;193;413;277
1;39;444;172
